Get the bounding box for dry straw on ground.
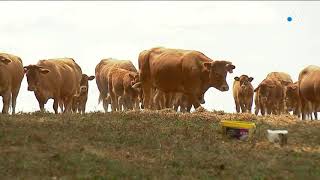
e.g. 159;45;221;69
0;110;319;179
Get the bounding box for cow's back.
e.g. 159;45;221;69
266;72;293;85
299;65;320;102
0;53;24;90
37;58;82;97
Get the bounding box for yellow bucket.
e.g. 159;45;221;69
220;120;256;140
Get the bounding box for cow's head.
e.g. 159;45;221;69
234;75;254;90
203;60;235;91
79;74;95;94
0;56;12;66
254;79;275;103
24;65;50;91
129;73;141;90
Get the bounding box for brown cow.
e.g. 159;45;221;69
95;58;137;112
138;47;235;110
254;78;284;116
298;65;320;120
108;67;140;111
72;74;95;114
266;72;293;113
0;53;24;114
233;75;254;113
24;58;82;114
285;81;302;117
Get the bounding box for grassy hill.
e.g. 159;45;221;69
0;109;319;179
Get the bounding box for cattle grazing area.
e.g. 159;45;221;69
1;111;319;179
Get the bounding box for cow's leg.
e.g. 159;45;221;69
235;100;240;113
142;83;152;109
103;95;111;112
190;95;200;110
240;101;246;113
11;88;20;114
119;96;124;111
260;103;265;116
53;98;59;114
63;95;74;113
254;94;260;115
2;91;11;114
247;98;253;113
165;93;172;108
109;91;117;112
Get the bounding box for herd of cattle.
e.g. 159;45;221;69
0;47;319;120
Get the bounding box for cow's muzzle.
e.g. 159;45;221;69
80;86;88;93
220;85;229;91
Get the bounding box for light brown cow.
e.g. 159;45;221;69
254;78;284;115
138;47;235;110
95;58;137;112
233;75;254;113
0;53;24;114
266;72;293;113
72;74;95;114
285;82;301;117
24;58;82;114
298;65;320;120
108;67;140;111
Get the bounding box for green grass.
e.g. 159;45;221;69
0;110;319;179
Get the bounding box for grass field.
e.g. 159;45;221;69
0;109;319;179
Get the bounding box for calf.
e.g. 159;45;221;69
285;82;301;117
72;74;95;114
108;67;140;111
254;78;284;115
233;75;254;113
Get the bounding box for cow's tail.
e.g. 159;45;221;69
98;90;108;104
138;50;151;82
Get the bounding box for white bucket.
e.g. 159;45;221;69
267;129;288;146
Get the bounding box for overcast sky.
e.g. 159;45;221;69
0;1;319;113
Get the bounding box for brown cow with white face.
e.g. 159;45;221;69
72;74;95;114
254;78;284;116
108;67;140;111
138;47;235;110
233;75;254;113
24;58;82;114
298;65;320;120
95;58;138;112
0;53;24;114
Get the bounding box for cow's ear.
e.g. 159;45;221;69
132;82;141;89
128;73;135;79
40;68;50;74
234;77;240;81
249;77;254;82
203;62;212;70
226;64;235;73
88;76;95;80
23;66;29;73
0;57;12;65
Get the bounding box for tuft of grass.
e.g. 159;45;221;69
0;111;319;179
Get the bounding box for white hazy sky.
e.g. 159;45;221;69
0;1;319;113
